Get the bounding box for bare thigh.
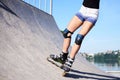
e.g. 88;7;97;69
67;16;83;33
79;21;94;36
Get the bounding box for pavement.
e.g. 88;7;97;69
0;0;120;80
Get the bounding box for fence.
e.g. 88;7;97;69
22;0;53;15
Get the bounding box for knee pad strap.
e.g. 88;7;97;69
63;28;73;38
75;34;84;45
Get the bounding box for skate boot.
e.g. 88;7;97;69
63;57;74;72
50;52;68;64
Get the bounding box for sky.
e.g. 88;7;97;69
24;0;120;53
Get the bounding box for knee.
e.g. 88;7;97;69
75;34;84;45
63;28;73;38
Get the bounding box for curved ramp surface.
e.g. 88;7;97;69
0;0;119;80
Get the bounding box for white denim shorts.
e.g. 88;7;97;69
76;5;99;25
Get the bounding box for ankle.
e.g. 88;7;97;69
62;50;69;53
60;52;68;61
69;55;75;60
68;56;74;61
62;51;68;55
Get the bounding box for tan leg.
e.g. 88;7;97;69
70;21;94;59
62;16;83;53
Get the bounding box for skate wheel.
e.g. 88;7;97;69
62;71;67;76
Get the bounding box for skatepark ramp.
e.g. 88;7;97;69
0;0;119;80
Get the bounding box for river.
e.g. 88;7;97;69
90;61;120;77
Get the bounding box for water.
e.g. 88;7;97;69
90;61;120;77
91;62;120;72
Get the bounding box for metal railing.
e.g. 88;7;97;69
22;0;53;15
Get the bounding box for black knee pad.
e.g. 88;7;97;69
63;28;73;38
75;34;84;45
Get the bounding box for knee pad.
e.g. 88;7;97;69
75;34;84;45
63;28;73;38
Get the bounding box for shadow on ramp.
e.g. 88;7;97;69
0;1;18;17
64;69;120;80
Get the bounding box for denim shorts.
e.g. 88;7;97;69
76;5;99;25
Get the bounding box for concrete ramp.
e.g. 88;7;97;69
0;0;119;80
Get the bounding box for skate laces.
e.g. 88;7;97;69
50;54;59;60
64;57;74;68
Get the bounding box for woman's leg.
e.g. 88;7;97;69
62;21;94;72
69;21;94;59
62;16;83;53
50;15;83;64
